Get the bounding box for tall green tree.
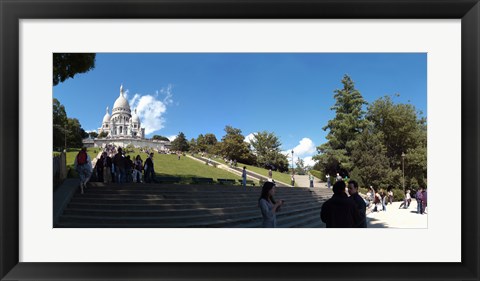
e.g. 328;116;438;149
350;130;393;188
53;53;96;86
366;96;427;187
366;96;422;165
249;131;283;168
53;98;68;150
314;74;368;175
170;132;190;152
66;118;87;148
219;126;255;165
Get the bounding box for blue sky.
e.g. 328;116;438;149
53;53;426;166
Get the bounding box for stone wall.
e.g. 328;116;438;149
85;138;171;151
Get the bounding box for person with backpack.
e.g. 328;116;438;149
74;147;92;194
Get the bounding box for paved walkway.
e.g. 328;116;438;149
367;200;428;228
294;175;325;188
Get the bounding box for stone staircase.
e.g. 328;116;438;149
55;183;333;228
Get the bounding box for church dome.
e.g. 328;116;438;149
102;107;111;123
112;84;131;112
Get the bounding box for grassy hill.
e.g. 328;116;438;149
60;148;244;183
210;155;295;186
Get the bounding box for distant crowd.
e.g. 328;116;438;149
73;145;160;194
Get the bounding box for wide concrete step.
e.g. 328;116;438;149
66;197;324;211
63;200;322;217
57;203;322;228
70;193;327;203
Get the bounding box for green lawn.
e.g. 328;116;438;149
121;150;244;183
208;155;294;186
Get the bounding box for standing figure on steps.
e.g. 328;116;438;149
74;147;92;194
258;181;284;228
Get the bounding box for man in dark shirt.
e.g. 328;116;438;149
113;147;126;183
144;152;155;183
321;181;361;228
348;180;367;228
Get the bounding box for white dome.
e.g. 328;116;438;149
102;113;111;123
102;107;111;123
112;84;131;112
113;94;130;111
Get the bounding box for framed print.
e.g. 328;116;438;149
1;0;479;280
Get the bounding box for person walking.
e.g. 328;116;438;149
95;153;104;183
268;168;273;181
74;147;92;194
347;180;367;228
113;148;126;183
399;189;411;209
309;173;314;188
258;181;284;228
320;181;361;228
134;155;143;183
335;173;342;182
242;166;247;187
102;152;112;184
422;188;428;214
326;174;331;189
291;174;295;187
387;186;394;204
144;152;155;183
416;187;424;214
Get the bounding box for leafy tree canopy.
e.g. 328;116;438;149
53;53;96;86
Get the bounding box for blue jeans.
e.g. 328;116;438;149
115;167;126;183
417;199;423;214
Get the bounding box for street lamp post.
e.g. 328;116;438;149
401;152;406;194
291;150;294;174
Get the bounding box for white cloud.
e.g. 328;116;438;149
283;138;316;158
244;133;256;143
128;85;174;135
167;135;177;141
281;138;318;168
302;156;317;167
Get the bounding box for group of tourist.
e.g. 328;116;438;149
74;146;158;194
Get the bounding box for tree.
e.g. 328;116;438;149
249;131;285;170
170;132;190;152
53;53;96;86
314;74;368;175
366;96;423;166
98;131;108;138
219;126;255;165
152;135;170;141
88;132;98;139
366;96;427;188
66;118;87;148
350;130;393;188
53;98;67;150
295;157;307;175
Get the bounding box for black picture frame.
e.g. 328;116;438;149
1;0;478;280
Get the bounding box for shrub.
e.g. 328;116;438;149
310;170;324;180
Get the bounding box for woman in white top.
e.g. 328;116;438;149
258;181;284;228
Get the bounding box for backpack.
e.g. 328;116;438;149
77;151;87;165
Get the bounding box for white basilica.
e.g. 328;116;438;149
98;84;145;139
